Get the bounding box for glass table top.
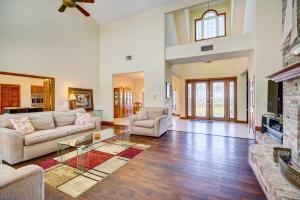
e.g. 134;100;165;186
58;128;128;149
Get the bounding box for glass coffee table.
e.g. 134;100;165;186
57;128;129;174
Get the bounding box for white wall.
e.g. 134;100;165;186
173;58;248;121
231;0;246;35
165;13;179;47
99;12;165;121
166;33;254;64
0;0;100;111
0;75;44;107
98;0;209;121
243;0;256;34
134;79;145;104
250;0;282;126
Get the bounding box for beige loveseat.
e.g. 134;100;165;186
0;109;101;165
129;107;172;137
0;157;44;200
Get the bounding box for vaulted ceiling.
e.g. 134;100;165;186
82;0;181;25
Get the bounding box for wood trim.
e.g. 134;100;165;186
113;124;129;129
235;120;247;124
185;77;237;122
195;9;227;42
266;61;300;82
0;71;55;111
172;113;180;116
186;77;237;82
255;126;262;132
230;78;238;122
101;121;114;126
185;80;190;119
0;71;55;79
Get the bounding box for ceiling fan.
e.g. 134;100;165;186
58;0;94;17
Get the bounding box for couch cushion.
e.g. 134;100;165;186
63;123;95;135
24;128;68;146
0;112;55;130
137;110;148;120
147;109;164;120
134;120;155;128
26;112;55;130
53;109;86;127
0;114;17;129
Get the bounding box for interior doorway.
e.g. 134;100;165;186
186;77;237;122
113;72;144;126
0;71;55;114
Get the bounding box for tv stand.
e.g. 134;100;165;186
261;114;283;143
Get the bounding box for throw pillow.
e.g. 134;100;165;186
137;110;148;121
75;112;91;125
9;117;35;135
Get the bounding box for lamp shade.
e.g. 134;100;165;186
69;93;76;101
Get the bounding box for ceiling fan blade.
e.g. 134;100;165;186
77;0;94;3
75;4;90;17
58;4;67;12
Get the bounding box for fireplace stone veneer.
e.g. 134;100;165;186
283;78;300;167
249;62;300;199
267;62;300;167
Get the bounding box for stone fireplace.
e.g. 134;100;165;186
283;78;300;167
251;62;300;199
278;0;300;168
268;62;300;168
247;1;300;198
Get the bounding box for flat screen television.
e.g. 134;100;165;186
267;80;283;114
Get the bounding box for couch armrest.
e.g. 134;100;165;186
154;115;170;137
0;127;24;165
0;165;44;200
90;116;101;130
129;114;138;134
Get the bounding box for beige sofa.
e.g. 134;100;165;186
0;109;101;165
129;107;172;137
0;157;44;200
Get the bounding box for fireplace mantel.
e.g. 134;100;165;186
267;62;300;82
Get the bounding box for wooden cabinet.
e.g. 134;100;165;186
123;87;133;117
31;85;44;108
0;84;20;114
31;85;44;93
114;87;133;118
114;88;123;118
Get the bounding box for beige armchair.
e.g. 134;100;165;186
129;107;172;137
0;157;44;200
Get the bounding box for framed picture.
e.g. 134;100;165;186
166;82;172;99
68;87;94;111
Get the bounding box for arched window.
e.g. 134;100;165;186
195;10;226;41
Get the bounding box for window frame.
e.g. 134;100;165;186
195;9;227;42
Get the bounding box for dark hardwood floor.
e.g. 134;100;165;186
15;127;266;200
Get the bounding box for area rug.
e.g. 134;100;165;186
39;140;151;198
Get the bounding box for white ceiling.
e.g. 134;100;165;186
82;0;181;25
